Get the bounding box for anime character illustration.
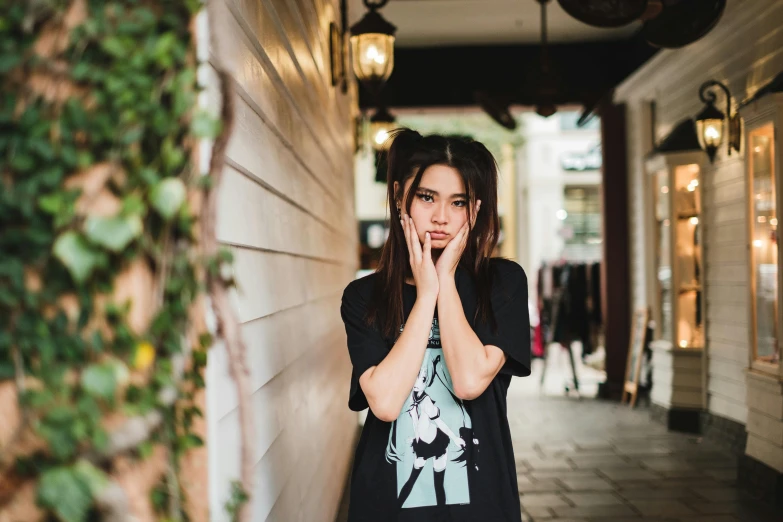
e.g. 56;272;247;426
385;318;479;509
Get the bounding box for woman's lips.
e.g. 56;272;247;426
429;232;448;240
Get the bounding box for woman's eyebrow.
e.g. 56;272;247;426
418;186;467;199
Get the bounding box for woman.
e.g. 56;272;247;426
341;129;531;521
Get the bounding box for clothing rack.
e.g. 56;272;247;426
535;259;604;397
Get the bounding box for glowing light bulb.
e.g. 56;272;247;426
690;217;699;225
679;340;688;348
556;209;568;220
770;218;778;226
705;125;721;141
374;129;389;146
661;186;669;194
754;239;764;247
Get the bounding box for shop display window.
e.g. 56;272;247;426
648;154;705;349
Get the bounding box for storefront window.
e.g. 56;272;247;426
563;186;602;244
673;164;703;349
749;124;780;366
654;170;672;342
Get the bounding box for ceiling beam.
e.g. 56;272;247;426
358;32;658;111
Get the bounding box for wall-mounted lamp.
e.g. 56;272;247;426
350;0;396;91
369;106;396;151
695;80;741;163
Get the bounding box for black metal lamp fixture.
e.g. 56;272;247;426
369;106;396;151
695;80;741;163
350;0;397;91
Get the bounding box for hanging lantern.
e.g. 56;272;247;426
369;106;396;150
350;0;396;87
695;80;741;163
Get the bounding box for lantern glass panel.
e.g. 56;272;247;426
351;34;395;82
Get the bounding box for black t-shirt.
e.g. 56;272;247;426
340;258;531;522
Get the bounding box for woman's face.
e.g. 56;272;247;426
395;164;469;250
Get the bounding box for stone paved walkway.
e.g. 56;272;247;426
509;378;782;522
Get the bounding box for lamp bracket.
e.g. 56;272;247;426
698;80;731;110
698;79;741;156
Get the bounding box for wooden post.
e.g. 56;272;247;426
598;98;632;400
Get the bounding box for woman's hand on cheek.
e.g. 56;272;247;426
402;214;439;299
435;221;469;280
435;200;479;281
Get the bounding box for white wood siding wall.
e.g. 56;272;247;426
206;0;358;520
616;0;783;424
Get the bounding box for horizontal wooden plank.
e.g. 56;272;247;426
706;284;749;306
703;222;747;248
708;357;747;384
746;409;783;446
746;433;783;472
217;166;356;263
707;301;749;327
230;247;353;323
708;394;748;424
707;339;750;365
704;263;747;284
708;374;747;400
208;2;349;191
226;0;345;147
747;381;783;419
709;178;746;207
708;321;749;346
704;201;747;226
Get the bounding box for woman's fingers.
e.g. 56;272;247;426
423;231;432;262
408;216;423;264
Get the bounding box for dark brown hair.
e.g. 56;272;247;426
366;128;501;338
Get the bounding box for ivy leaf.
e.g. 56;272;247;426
101;37;127;58
138;441;154;459
81;363;117;401
53;232;101;283
84;215;143;252
37;467;92;522
10;153;35;172
73;460;109;497
191;111;222;139
0;54;21;74
177;433;204;453
150;178;186;220
38;193;64;214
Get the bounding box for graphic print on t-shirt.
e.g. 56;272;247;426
385;317;477;509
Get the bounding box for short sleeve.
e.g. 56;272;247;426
474;260;532;377
340;281;389;411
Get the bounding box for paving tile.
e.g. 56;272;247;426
519;492;570;507
530;470;598;480
558;477;616;492
691;486;741;502
702;468;738;482
686;501;745;515
551;504;638;519
615;487;697;501
688;515;740;522
504;391;781;522
627;499;697;517
596;468;659;481
561;492;624;507
519;479;564;494
638;457;699;471
569;455;635;469
521;504;554;518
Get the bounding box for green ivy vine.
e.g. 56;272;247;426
0;1;228;520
